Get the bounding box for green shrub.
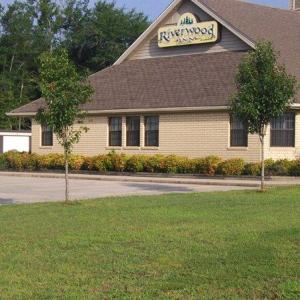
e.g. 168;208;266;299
243;163;261;176
0;153;8;170
143;155;164;173
82;156;97;171
2;151;299;177
289;160;300;176
23;153;39;171
3;152;40;171
176;157;194;174
108;151;127;172
194;156;222;176
38;154;64;170
125;155;145;173
217;158;245;176
69;155;85;171
159;155;180;173
5;151;24;170
264;159;275;170
94;155;113;172
265;159;292;176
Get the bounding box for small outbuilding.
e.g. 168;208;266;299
0;131;31;154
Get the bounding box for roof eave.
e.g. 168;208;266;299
7;103;300;118
6;112;36;117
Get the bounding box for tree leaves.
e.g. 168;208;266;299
231;41;299;136
36;48;94;154
0;0;149;129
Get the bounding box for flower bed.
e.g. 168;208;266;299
0;151;300;177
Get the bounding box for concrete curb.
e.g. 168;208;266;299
1;171;299;188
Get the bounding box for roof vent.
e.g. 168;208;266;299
289;0;300;10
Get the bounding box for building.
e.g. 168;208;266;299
0;131;31;154
7;0;300;162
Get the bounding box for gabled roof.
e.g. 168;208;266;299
8;51;246;115
8;0;300;116
197;0;300;80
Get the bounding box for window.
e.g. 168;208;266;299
109;117;122;147
230;116;248;147
271;112;295;147
145;116;159;147
41;124;53;146
126;116;140;146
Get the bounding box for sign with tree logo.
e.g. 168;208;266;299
158;13;218;48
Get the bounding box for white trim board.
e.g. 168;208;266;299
0;132;32;137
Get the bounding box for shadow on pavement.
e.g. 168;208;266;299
0;198;15;205
123;183;195;192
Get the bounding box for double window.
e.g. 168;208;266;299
126;116;140;147
271;112;295;147
41;124;53;146
109;117;122;147
230;116;248;147
145;116;159;147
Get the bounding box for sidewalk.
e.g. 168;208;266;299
1;171;300;188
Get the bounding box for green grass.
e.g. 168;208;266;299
0;188;299;299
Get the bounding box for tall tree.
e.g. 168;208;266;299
231;41;298;191
36;49;93;202
63;0;149;72
0;0;149;129
0;0;36;129
33;0;63;52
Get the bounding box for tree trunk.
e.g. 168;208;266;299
9;54;15;73
260;134;266;192
64;149;70;203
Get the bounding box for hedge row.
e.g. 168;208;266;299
1;151;300;176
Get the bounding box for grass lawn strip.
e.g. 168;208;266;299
0;187;299;299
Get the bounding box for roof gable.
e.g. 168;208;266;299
197;0;300;79
115;0;254;65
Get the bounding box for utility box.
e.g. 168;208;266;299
0;131;32;153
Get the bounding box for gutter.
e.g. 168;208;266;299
6;106;229;117
7;104;300;118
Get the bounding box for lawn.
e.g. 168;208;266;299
0;188;299;299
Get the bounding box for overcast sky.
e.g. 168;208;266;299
1;0;288;20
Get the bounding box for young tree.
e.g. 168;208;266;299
36;49;93;202
231;41;298;191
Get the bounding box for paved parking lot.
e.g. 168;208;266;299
0;175;250;205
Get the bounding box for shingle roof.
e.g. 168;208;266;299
9;51;246;115
8;0;300;116
198;0;300;81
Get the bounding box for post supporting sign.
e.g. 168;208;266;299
158;13;218;48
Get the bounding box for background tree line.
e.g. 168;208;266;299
0;0;149;129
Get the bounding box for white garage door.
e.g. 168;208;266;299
3;136;30;153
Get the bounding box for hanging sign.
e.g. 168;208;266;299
158;13;218;48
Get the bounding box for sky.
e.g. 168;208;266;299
1;0;288;20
